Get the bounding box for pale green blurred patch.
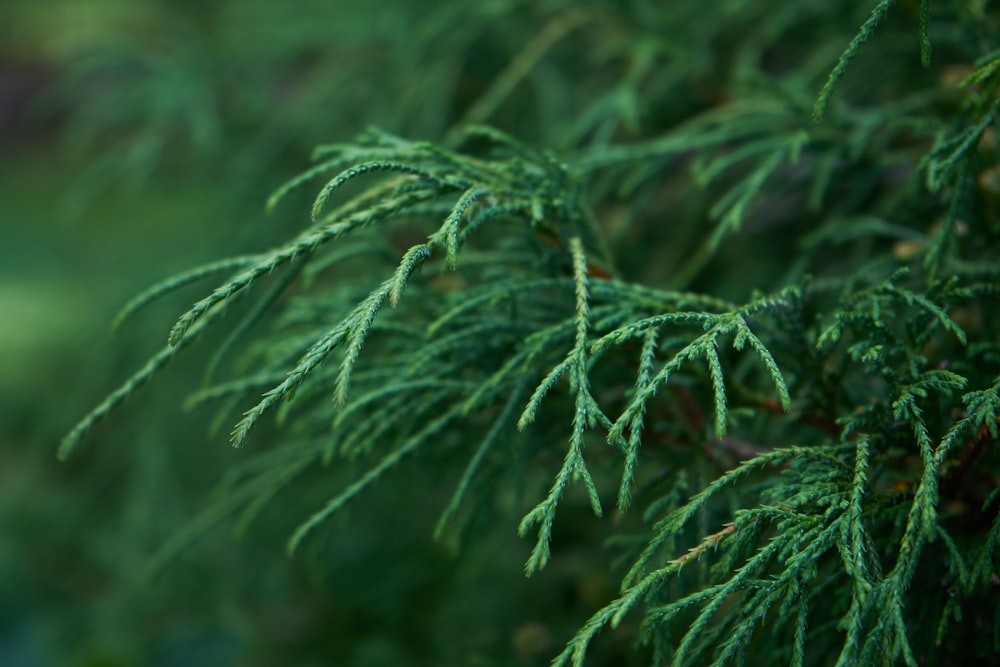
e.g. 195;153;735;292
0;281;91;383
6;0;154;59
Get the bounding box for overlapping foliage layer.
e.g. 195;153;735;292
65;1;1000;664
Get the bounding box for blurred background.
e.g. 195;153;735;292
0;1;645;665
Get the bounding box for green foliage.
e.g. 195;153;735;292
59;0;1000;665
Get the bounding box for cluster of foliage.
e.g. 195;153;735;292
63;0;1000;664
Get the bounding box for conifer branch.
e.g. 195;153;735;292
112;255;262;333
58;5;1000;662
814;0;897;120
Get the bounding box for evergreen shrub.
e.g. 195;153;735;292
65;1;1000;664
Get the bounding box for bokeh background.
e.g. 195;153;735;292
1;2;623;665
